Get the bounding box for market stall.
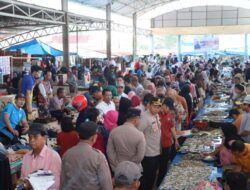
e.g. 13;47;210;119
159;76;234;190
159;122;223;189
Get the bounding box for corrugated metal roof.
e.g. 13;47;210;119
71;0;175;17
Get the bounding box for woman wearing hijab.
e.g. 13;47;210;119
179;84;193;113
131;95;140;108
82;107;109;154
104;110;119;132
179;84;193;126
117;97;132;126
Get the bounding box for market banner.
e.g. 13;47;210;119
0;56;11;75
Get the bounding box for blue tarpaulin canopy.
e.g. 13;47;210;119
6;39;75;56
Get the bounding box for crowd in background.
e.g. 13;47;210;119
1;54;250;190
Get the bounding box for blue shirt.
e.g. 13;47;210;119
21;74;35;95
136;69;143;79
0;103;26;140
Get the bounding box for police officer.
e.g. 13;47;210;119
60;121;113;190
107;108;146;171
113;161;142;190
138;97;162;190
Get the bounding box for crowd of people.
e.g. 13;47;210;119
0;55;250;190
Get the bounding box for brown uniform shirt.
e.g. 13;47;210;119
107;122;146;171
60;142;112;190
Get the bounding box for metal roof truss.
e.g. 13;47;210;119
0;0;65;24
0;0;151;49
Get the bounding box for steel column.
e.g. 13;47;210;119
245;33;249;61
177;34;181;62
62;0;69;68
106;3;111;60
76;26;79;55
133;12;137;61
149;33;154;54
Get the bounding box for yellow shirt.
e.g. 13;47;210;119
233;144;250;172
233;114;243;132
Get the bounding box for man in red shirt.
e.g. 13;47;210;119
156;97;179;186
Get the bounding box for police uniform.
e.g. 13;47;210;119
107;122;146;171
61;121;112;190
60;142;113;190
139;110;161;190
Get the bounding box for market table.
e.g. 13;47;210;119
192;95;234;129
159;98;226;190
10;159;22;175
9;153;24;188
159;133;223;190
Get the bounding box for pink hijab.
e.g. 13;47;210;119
104;110;119;132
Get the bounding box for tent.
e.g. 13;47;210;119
6;39;76;56
220;51;245;56
181;50;245;57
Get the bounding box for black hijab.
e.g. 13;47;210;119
117;97;132;126
180;84;193;114
221;124;244;149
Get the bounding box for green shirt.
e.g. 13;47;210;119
103;85;118;97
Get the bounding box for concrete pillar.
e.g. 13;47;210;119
177;34;181;62
106;3;111;60
62;0;69;68
76;26;79;55
245;33;249;61
133;12;137;61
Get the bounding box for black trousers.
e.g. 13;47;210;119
139;155;160;190
170;136;187;161
0;153;12;190
156;147;172;187
50;110;64;122
0;125;22;146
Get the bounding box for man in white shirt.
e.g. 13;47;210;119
96;89;115;116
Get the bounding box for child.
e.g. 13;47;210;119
57;117;79;157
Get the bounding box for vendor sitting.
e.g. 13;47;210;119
231;140;250;172
233;84;247;105
49;88;69;121
0;93;29;145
